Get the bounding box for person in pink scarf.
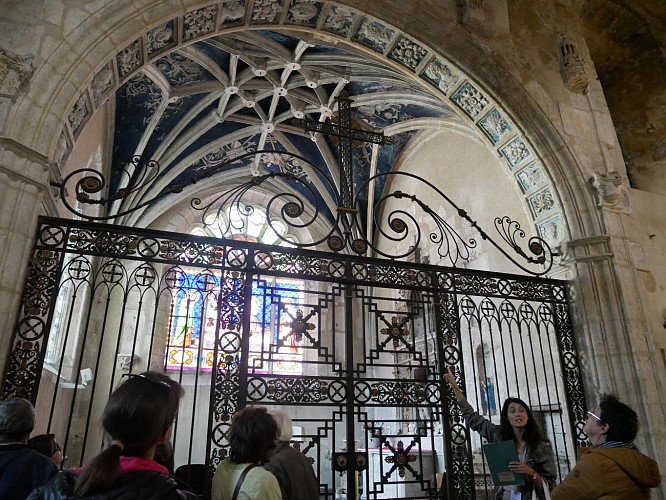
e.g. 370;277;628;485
28;371;197;499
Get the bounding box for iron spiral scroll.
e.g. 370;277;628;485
54;150;554;276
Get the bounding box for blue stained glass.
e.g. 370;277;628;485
252;281;300;334
167;270;302;373
172;274;301;342
484;378;497;412
170;272;223;341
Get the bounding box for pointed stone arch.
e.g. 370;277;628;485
10;1;591;247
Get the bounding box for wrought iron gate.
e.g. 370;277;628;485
2;216;586;500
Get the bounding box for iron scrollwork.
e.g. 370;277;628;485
54;149;555;275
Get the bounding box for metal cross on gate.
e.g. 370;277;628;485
295;90;392;211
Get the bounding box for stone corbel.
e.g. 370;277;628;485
559;36;589;95
589;171;631;214
117;354;139;372
0;46;34;100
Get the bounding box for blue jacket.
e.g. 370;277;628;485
0;443;58;499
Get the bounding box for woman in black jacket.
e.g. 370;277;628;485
28;371;197;500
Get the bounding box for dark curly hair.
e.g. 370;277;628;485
598;393;638;442
499;397;549;451
228;406;277;464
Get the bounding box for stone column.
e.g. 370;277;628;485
0;138;51;378
565;174;666;478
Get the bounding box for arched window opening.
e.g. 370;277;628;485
476;343;497;415
191;203;296;247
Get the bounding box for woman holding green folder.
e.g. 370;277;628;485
444;367;556;500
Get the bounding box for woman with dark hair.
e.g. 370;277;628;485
28;434;64;466
444;367;556;499
28;371;197;499
212;406;281;500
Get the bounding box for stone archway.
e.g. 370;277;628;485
1;1;664;496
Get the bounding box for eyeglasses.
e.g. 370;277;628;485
587;410;604;423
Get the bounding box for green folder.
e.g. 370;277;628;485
482;440;526;486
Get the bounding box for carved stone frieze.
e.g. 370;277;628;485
355;18;394;52
220;0;246;23
527;188;556;218
559;36;589;95
423;58;460;94
68;93;90;137
116;40;143;78
500;137;530;168
478;108;512;144
389;37;428;70
589;171;631;213
452;82;489;118
288;0;319;24
147;21;176;55
183;5;217;40
91;64;114;106
537;216;564;246
252;0;282;23
0;47;34;100
516;162;545;193
322;5;357;35
53;131;70;168
39;0;564;250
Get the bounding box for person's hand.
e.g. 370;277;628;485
443;366;456;385
509;461;540;483
443;367;466;401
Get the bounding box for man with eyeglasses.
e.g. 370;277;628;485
552;394;661;499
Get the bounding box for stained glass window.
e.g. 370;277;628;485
165;204;303;374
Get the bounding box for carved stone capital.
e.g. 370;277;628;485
117;354;139;372
0;46;34;100
589;171;631;214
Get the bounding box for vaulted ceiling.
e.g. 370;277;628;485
110;28;456;231
54;0;666;260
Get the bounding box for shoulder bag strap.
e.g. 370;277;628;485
231;463;258;500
